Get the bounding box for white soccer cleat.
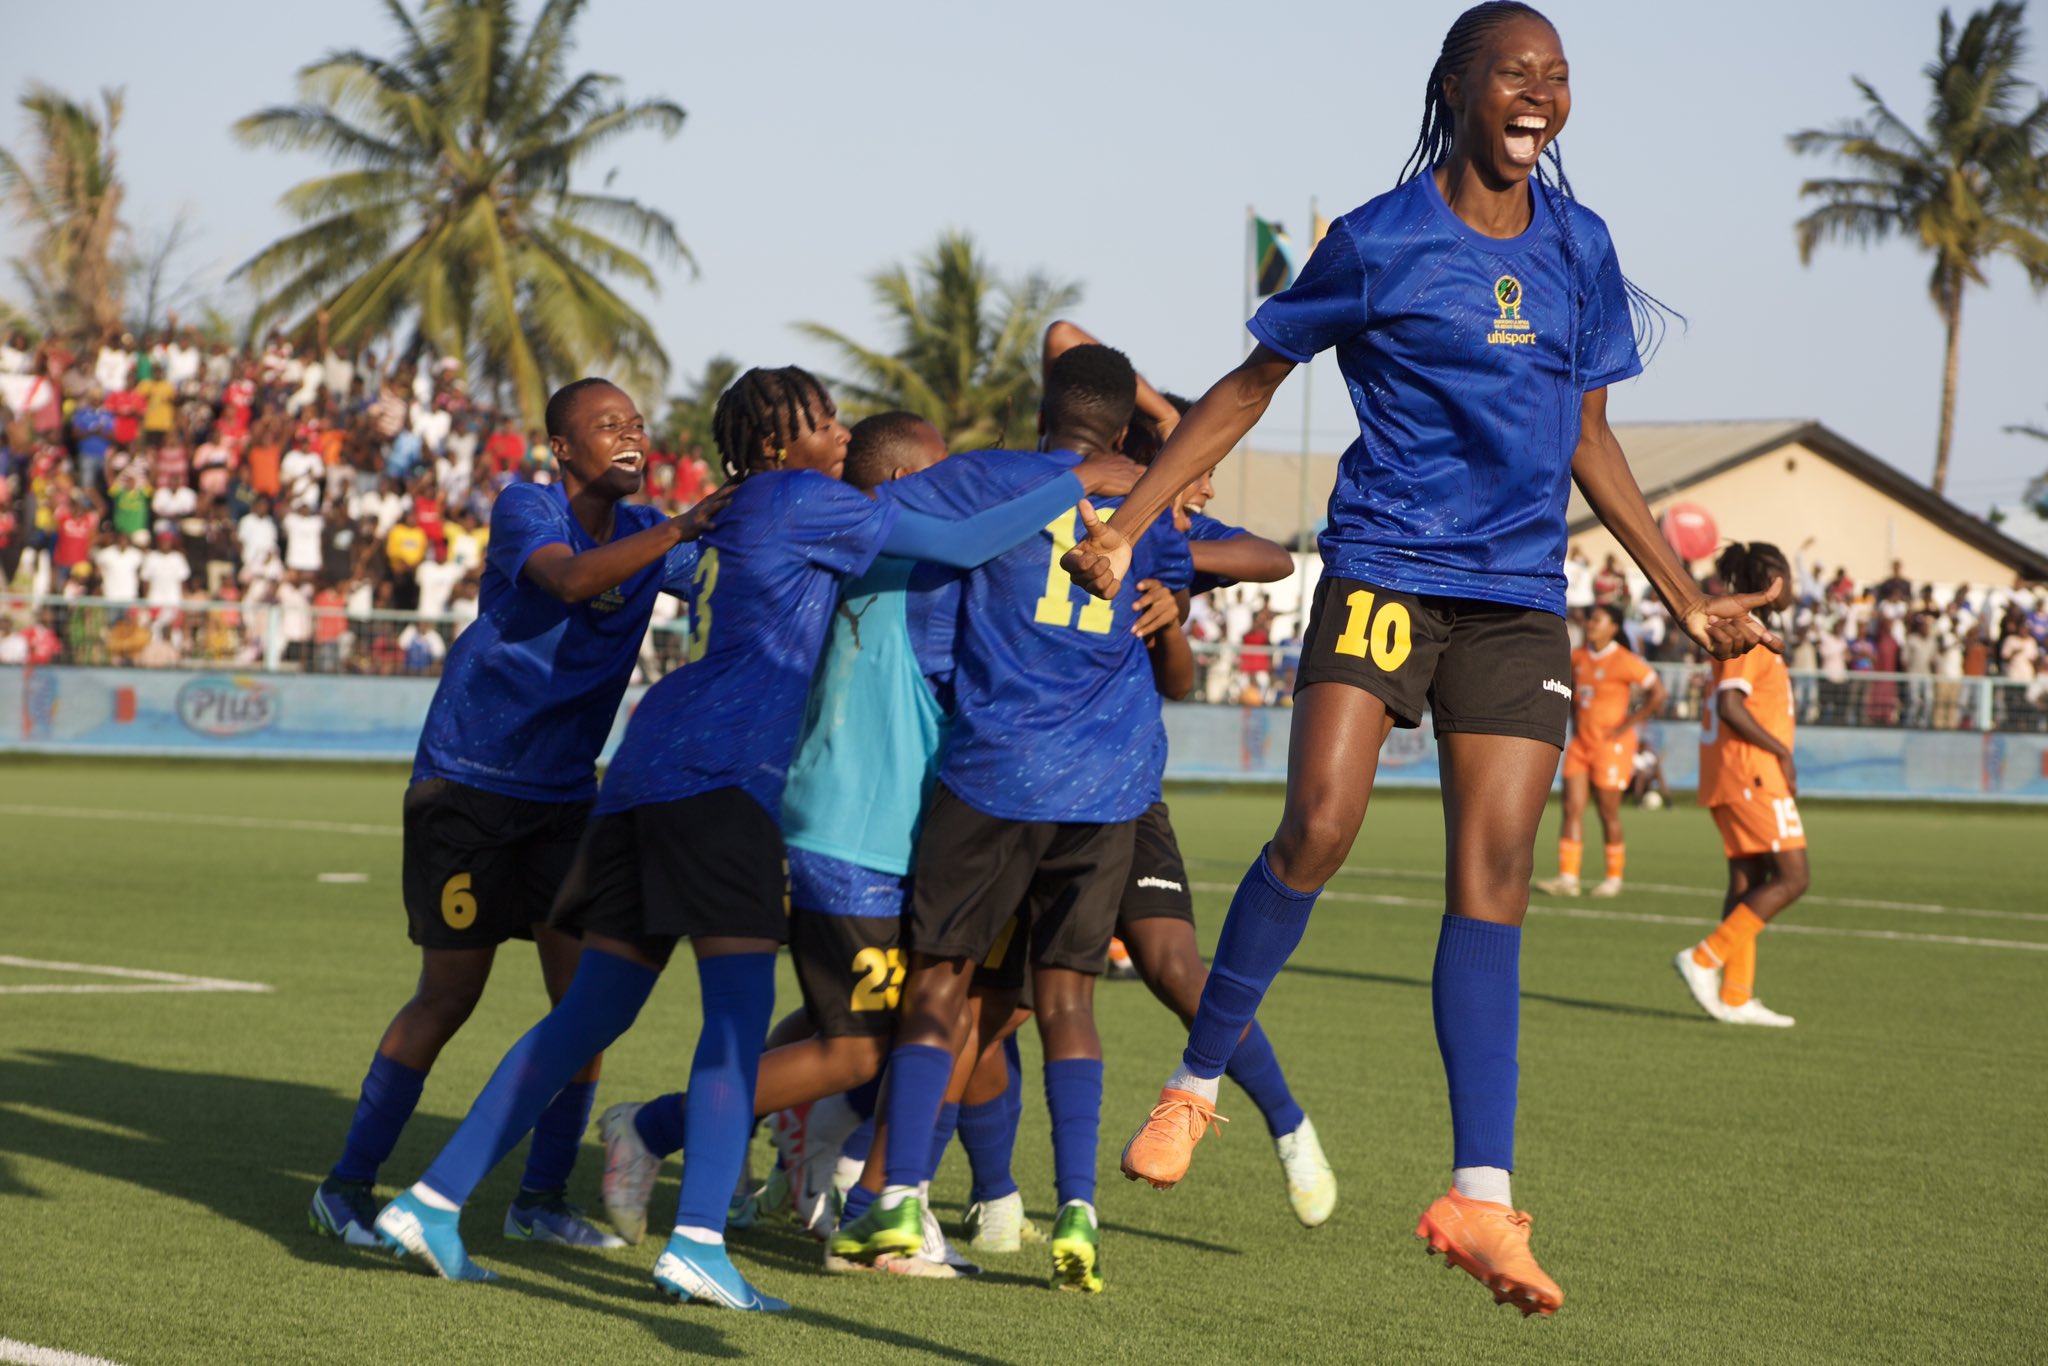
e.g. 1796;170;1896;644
1673;949;1732;1022
1721;998;1796;1028
963;1190;1043;1254
1588;877;1624;898
1534;875;1581;897
1275;1115;1337;1227
596;1101;661;1245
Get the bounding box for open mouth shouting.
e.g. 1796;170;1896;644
1504;114;1548;167
609;451;645;472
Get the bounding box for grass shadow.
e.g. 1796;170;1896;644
1278;963;1704;1023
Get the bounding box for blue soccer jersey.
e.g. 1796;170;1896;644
412;482;695;802
1186;510;1250;596
1248;174;1642;616
595;470;898;821
889;457;1188;825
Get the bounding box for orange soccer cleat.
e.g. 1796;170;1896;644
1119;1088;1227;1190
1415;1189;1564;1317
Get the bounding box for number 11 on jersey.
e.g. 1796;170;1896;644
1033;510;1114;634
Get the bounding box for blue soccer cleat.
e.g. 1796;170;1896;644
652;1237;790;1312
308;1177;383;1248
374;1190;499;1282
505;1190;629;1248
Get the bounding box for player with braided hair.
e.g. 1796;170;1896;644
371;366;1130;1310
1676;541;1809;1028
1061;1;1783;1316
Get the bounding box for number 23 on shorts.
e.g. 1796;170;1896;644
1332;588;1413;671
849;946;905;1012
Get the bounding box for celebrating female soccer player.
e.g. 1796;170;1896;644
1060;1;1781;1316
1675;542;1809;1027
1537;602;1668;897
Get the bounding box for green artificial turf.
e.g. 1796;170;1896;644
0;758;2041;1363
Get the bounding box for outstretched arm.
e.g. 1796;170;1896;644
1572;388;1782;660
1190;532;1294;586
521;486;731;603
1062;347;1297;599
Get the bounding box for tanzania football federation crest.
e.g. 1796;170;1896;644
1488;275;1536;347
592;586;628;614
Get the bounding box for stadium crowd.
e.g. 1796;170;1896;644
0;320;712;675
3;321;2045;729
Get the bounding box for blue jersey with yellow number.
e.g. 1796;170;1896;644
1248;174;1642;615
412;482;695;803
596;470;897;820
892;458;1189;825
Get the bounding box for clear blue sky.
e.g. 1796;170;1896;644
7;0;2046;514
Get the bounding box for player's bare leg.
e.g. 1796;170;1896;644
1587;784;1626;896
1415;731;1564;1316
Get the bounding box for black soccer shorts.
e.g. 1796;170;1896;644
1117;801;1195;928
1293;573;1571;748
402;778;589;950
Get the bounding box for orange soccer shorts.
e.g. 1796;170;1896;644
1710;790;1807;858
1562;733;1637;791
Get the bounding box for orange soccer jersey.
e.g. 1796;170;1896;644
1699;646;1800;837
1562;643;1657;788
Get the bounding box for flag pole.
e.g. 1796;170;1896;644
1298;196;1317;554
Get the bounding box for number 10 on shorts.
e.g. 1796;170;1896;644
1333;589;1413;671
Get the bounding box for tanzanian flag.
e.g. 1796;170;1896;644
1253;215;1295;296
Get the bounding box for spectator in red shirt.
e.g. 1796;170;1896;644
106;387;146;447
52;496;98;574
484;417;524;477
1592;553;1627;605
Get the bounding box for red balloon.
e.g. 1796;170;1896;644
1660;503;1718;562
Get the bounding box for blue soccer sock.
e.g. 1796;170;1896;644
1182;847;1321;1080
634;1092;688;1158
1431;914;1520;1171
839;1182;876;1228
1043;1057;1104;1208
925;1101;961;1186
331;1052;427;1184
846;1075;881;1121
419;949;656;1206
881;1043;954;1190
519;1079;598;1197
843;1113;875;1163
1002;1033;1023;1113
959;1093;1020;1204
670;953;776;1235
1224;1022;1306;1139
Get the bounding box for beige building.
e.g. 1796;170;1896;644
1203;420;2048;585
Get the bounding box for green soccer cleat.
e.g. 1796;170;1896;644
827;1193;923;1265
1049;1200;1103;1294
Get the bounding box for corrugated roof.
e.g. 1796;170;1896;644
1562;420;1814;524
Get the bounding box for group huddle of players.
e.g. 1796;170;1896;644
307;327;1330;1309
303;1;1809;1320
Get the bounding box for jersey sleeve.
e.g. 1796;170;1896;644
1629;652;1660;688
660;539;700;597
1247;224;1368;363
485;484;571;584
1571;206;1645;392
1185;511;1248;543
1716;650;1766;695
780;471;898;578
878;449;1077;518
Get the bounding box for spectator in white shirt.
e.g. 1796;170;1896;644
282;501;325;575
142;530;191;608
280;444;325;508
96;530;148;602
415;554;466;619
237;496;281;568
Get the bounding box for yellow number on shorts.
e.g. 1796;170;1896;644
1331;589;1412;671
849;947;906;1012
440;872;478;930
981;913;1020;970
686;547;720;664
1031;510;1114;635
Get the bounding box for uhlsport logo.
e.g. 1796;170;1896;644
1543;677;1572;700
1489;274;1537;347
177;674;279;737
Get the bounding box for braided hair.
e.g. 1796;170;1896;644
710;366;836;483
1714;541;1790;621
1397;2;1679;367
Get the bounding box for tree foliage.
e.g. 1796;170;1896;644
797;231;1081;452
0;85;127;343
233;0;689;423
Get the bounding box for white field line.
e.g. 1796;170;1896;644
0;956;273;996
1188;857;2048;925
1187;883;2048;955
0;804;399;838
0;1340;127;1366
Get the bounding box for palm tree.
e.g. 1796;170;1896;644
0;85;126;343
1791;1;2048;497
657;353;739;467
797;231;1081;451
233;0;690;425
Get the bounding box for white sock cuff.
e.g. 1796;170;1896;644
409;1181;460;1212
1452;1166;1513;1207
672;1224;723;1246
1164;1066;1221;1103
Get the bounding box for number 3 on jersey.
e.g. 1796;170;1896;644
1034;510;1114;634
1332;588;1412;671
686;547;719;663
